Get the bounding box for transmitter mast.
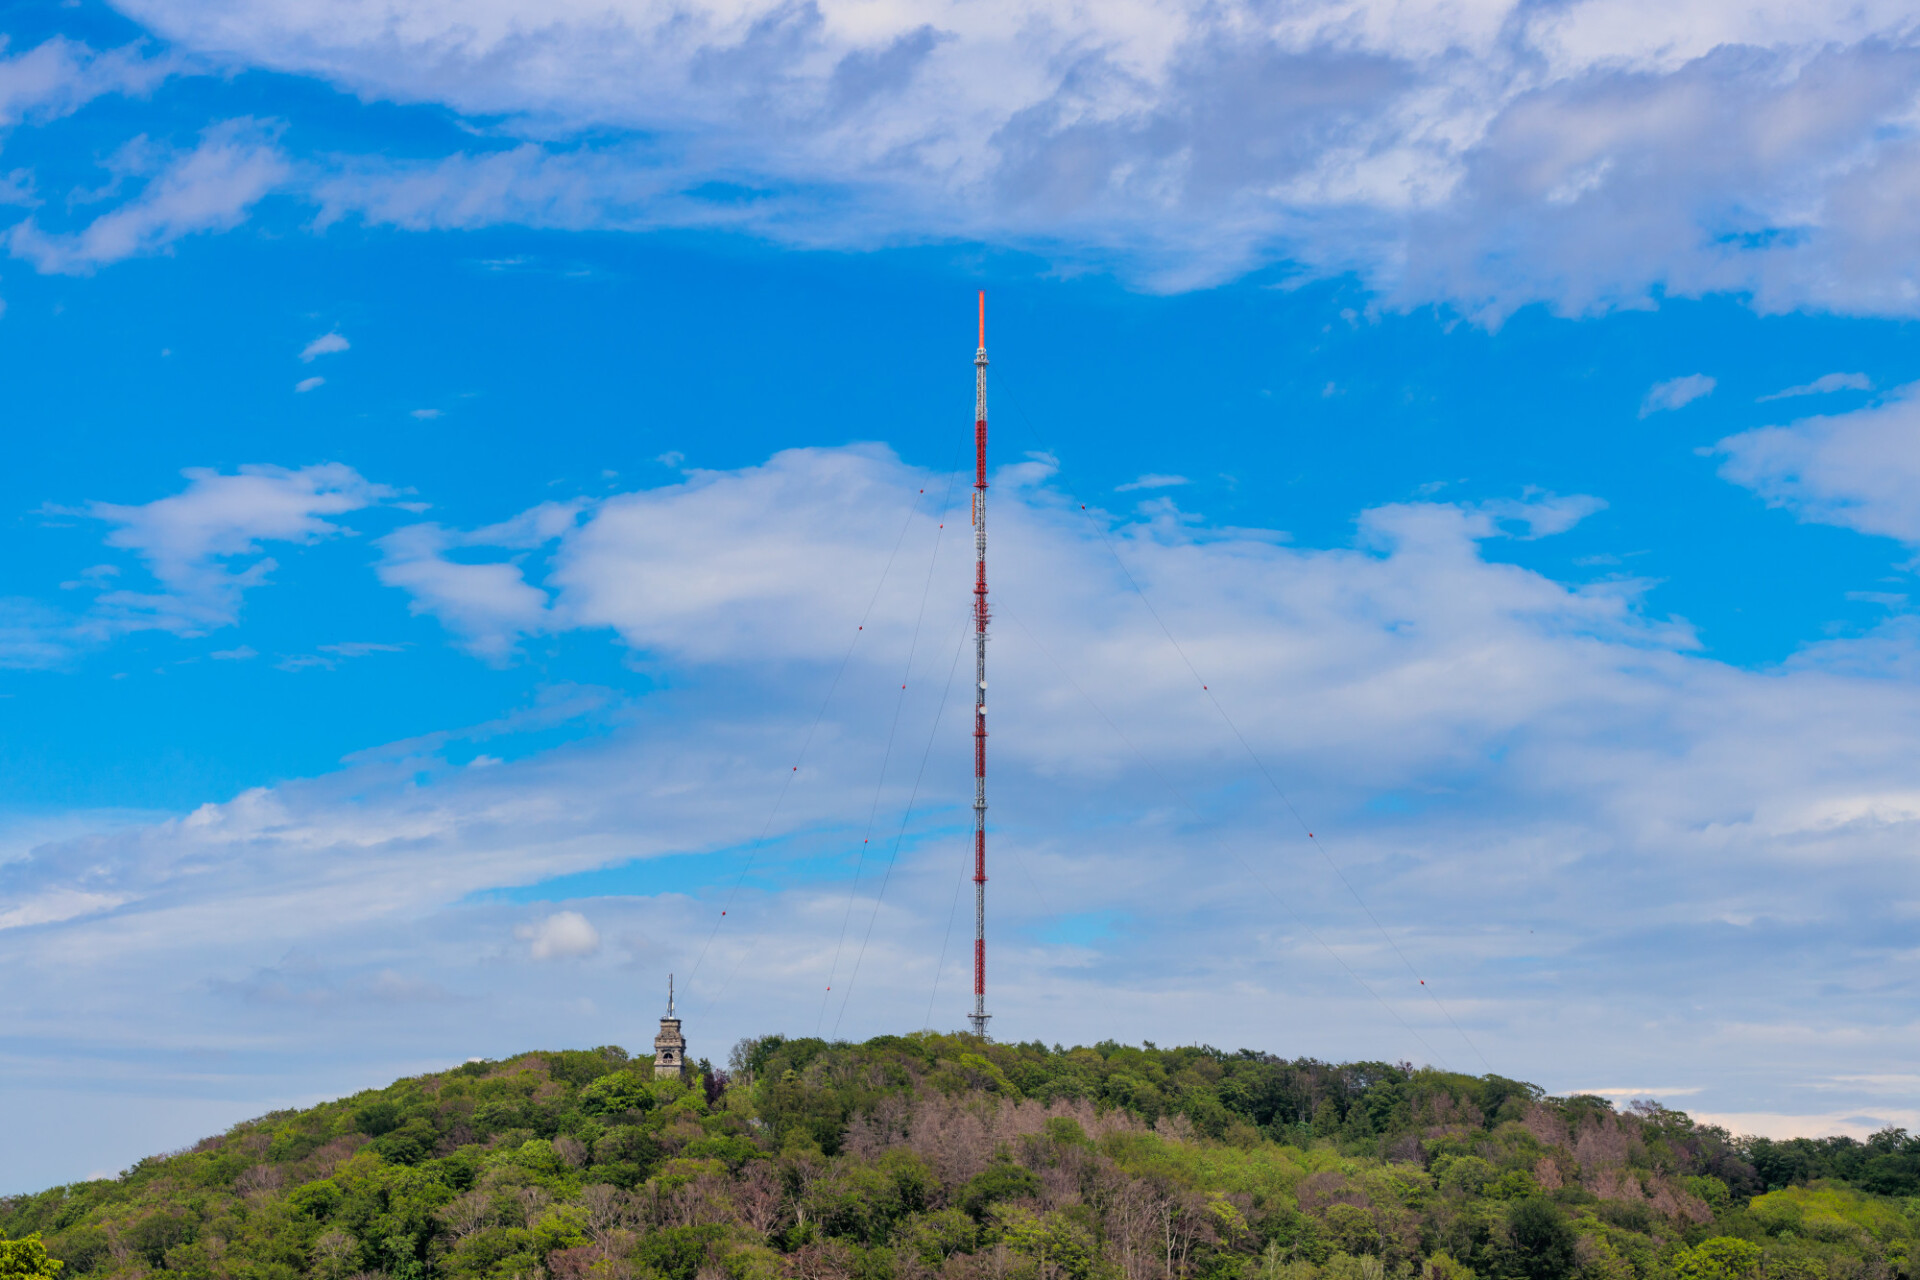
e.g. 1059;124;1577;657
970;293;991;1039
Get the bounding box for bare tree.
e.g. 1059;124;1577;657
732;1162;789;1236
234;1165;284;1197
440;1190;493;1242
580;1184;632;1243
311;1230;357;1280
516;1186;554;1227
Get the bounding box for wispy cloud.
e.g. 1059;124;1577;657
1759;373;1872;402
1640;374;1717;417
374;503;581;663
1718;383;1920;544
0;37;173;130
1479;492;1609;539
1116;474;1190;492
7;119;288;275
274;642;407;673
75;463;393;634
0;597;85;669
299;332;348;362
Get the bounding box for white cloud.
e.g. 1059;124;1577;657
299;332;348;361
80;462;394;633
1717;384;1920;544
7;119;289;274
1479;492;1609;539
410;408;441;419
373;502;580;662
0;37;173;129
320;642;406;658
0;597;85;669
1116;474;1190;492
1760;373;1873;402
209;644;257;660
516;910;601;959
1689;1110;1920;1141
17;0;1892;312
275;642;406;673
294;376;324;392
0;888;127;931
1640;374;1716;417
21;444;1920;1179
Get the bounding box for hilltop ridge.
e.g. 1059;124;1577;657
5;1033;1918;1280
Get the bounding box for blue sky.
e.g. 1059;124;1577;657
9;0;1920;1191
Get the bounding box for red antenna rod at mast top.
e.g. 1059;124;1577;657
969;293;991;1039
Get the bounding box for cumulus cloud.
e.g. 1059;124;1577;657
1717;384;1920;544
1640;374;1716;417
294;376;323;392
7;118;289;274
1760;373;1873;402
299;332;348;361
79;462;394;633
517;911;601;959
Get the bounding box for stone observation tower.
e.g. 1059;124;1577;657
653;974;686;1080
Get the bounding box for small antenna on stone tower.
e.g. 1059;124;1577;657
655;975;686;1080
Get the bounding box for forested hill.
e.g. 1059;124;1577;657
6;1034;1920;1280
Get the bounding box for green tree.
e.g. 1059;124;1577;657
1674;1238;1763;1280
1439;1157;1498;1196
579;1069;656;1117
995;1207;1099;1280
958;1161;1041;1220
1322;1206;1382;1256
0;1233;63;1280
1501;1199;1576;1280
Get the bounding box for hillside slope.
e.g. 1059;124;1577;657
5;1034;1919;1280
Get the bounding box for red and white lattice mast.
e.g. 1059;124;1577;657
969;292;992;1039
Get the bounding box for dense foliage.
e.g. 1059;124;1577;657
7;1034;1919;1280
